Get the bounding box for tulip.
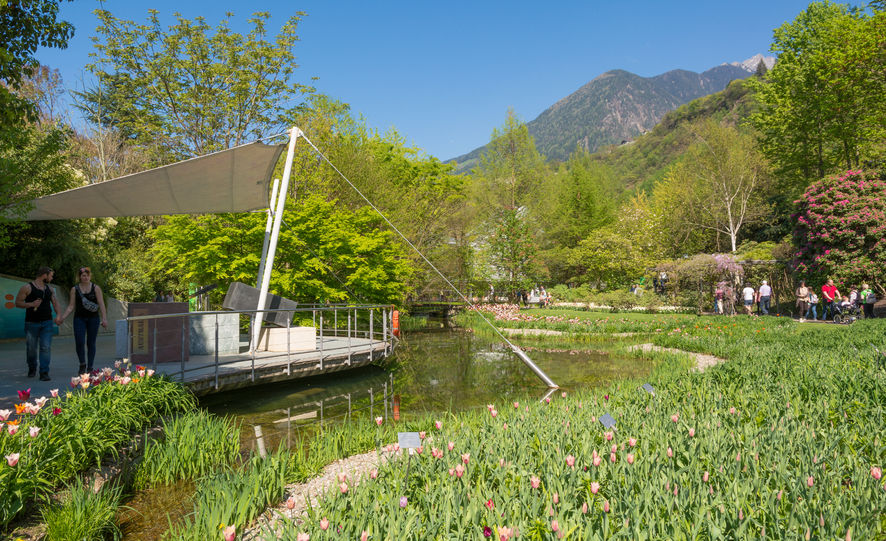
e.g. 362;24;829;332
8;425;19;436
399;496;408;508
223;525;236;541
703;470;710;482
285;495;296;510
581;502;588;514
590;481;600;494
499;526;513;541
671;413;679;423
319;517;329;530
729;407;736;415
485;498;494;510
339;482;348;494
667;447;673;458
552;492;559;504
688;428;695;437
370;468;378;479
17;388;30;401
871;467;882;481
610;452;617;463
296;534;309;541
6;453;20;467
551;520;559;532
566;455;575;468
513;401;519;409
592;455;602;467
461;453;470;464
604;431;613;441
448;468;455;476
434;420;442;430
361;531;369;541
603;500;610;513
455;464;465;478
146;369;155;377
807;475;814;487
52;407;61;416
50;389;58;398
490;409;498;418
626;453;634;465
448;441;455;451
29;426;40;438
375;417;383;426
419;431;426;440
530;476;540;489
561;391;567;398
483;526;492;537
0;410;10;421
337;472;348;483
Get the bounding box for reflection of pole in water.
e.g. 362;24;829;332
393;394;401;421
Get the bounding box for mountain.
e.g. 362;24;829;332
451;55;773;169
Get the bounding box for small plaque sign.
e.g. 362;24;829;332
598;413;617;430
641;383;656;396
398;432;421;449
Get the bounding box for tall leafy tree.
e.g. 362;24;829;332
85;9;313;161
750;2;884;193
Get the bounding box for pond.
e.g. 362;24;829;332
119;322;652;539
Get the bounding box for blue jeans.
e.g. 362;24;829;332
805;304;818;320
759;296;771;315
25;319;54;375
823;301;836;320
73;316;100;371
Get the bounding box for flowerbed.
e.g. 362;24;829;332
267;316;886;539
0;365;195;527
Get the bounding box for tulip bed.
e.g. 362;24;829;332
268;316;886;540
0;366;195;527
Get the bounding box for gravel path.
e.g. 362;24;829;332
628;343;726;372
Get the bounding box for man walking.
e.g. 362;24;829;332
14;267;62;380
742;283;756;315
821;279;840;322
758;280;772;315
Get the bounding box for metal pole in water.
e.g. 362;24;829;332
253;425;267;458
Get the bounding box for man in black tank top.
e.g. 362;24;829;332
15;266;62;380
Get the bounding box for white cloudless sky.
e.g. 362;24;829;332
39;0;817;160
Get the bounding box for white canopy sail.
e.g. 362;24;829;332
22;141;285;220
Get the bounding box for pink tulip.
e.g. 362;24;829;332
590;481;600;494
339;482;348;494
499;526;513;541
399;496;408;508
491;409;498;418
667;447;673;458
703;471;709;483
448;441;455;451
419;431;426;440
530;476;540;489
513;401;519;409
626;454;634;465
807;475;814;487
551;520;559;532
566;455;575;468
610;452;617;463
871;467;882;481
0;410;10;422
415;446;423;455
545;397;551;404
434;420;442;430
455;464;465;478
296;533;309;541
581;502;588;514
285;495;296;510
688;428;695;438
461;453;470;464
553;492;559;504
320;517;329;530
729;407;736;415
736;452;741;462
29;426;40;438
8;425;19;436
487;404;494;411
361;531;369;541
70;376;80;388
448;468;455;476
561;391;567;398
485;498;494;510
337;472;348;483
375;417;383;426
50;389;59;398
370;469;378;479
603;500;610;513
6;453;20;467
503;423;508;430
671;414;679;423
223;525;235;541
604;431;613;441
592;455;602;467
52;407;61;416
17;388;30;401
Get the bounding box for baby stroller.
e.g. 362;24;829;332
832;302;861;324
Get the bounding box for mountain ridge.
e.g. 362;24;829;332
451;55;773;168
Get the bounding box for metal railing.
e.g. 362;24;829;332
123;304;396;390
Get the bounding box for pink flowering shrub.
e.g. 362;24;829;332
792;170;886;288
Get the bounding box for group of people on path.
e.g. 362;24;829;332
713;281;772;315
14;266;108;381
796;279;877;322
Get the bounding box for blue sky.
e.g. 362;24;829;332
39;0;817;160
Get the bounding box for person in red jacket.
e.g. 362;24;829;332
821;279;840;321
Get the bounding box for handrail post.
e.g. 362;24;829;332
126;317;132;364
319;310;324;370
214;312;219;390
347;311;352;365
382;307;388;355
180;316;185;383
286;310;292;375
334;309;338;337
370;308;374;342
152;322;158;371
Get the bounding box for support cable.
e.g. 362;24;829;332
298;132;558;388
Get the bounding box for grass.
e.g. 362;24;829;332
267;314;886;539
42;481;123;541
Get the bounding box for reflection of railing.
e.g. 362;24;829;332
123;304;395;391
249;374;395;452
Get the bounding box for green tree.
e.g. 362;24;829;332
652;120;771;253
86;9;313;161
151;195;415;304
750;2;884;192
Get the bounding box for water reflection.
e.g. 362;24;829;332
201;326;652;449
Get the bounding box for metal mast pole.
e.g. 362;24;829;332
251;127;301;352
256;178;281;287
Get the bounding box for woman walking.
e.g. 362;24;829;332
59;267;108;373
796;281;810;322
